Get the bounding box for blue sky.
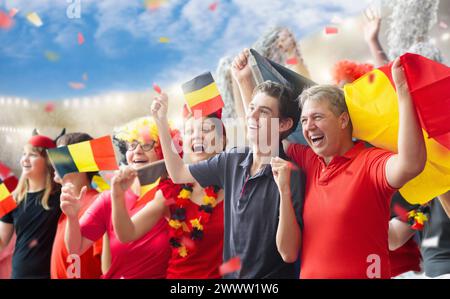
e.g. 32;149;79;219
0;0;371;101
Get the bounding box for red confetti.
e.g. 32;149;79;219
28;239;38;249
219;256;241;276
368;72;376;84
286;57;298;65
68;82;85;90
78;32;85;45
9;8;18;18
393;204;409;222
44;102;55;113
439;21;448;29
209;2;218;11
153;83;162;94
0;10;13;29
324;26;338;35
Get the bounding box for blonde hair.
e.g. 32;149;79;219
13;144;58;210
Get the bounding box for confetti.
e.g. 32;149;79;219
158;37;170;43
153;83;162;94
44;51;60;62
393;203;409;222
286;57;298;65
208;2;218;11
68;82;85;90
9;8;19;18
28;239;38;249
145;0;167;11
82;73;88;81
0;10;13;29
26;12;43;27
439;21;448;29
44;102;55;113
324;26;338;35
78;32;85;45
219;256;241;276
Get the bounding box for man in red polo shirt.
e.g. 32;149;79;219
284;58;426;278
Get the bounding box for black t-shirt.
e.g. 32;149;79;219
420;199;450;277
1;190;61;279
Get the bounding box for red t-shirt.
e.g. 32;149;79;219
167;200;224;279
51;189;102;279
288;142;396;278
389;238;421;277
80;189;171;279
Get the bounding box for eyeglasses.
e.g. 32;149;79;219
126;140;156;152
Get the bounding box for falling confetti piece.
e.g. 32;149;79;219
208;2;218;11
68;82;85;90
158;37;170;43
219;256;241;276
28;239;38;249
439;21;448;29
44;51;60;62
145;0;168;11
153;83;162;94
0;10;13;29
324;26;338;35
393;204;409;222
44;102;55;113
26;12;43;27
9;8;19;18
78;32;85;45
286;57;298;65
82;73;88;81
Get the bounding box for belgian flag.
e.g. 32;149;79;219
135;160;167;209
47;136;119;178
182;72;224;117
0;178;16;218
344;53;450;204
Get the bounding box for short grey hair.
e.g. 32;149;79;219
299;85;352;130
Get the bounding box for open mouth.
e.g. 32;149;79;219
192;143;205;153
22;165;32;170
310;135;324;146
132;159;149;165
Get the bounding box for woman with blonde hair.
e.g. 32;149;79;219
0;130;62;278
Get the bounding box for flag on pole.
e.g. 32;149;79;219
47;136;118;178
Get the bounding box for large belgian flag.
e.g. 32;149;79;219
47;136;119;178
182;72;224;117
344;53;450;204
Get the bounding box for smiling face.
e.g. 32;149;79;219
20;145;47;180
184;116;224;163
125;139;159;169
300;98;351;160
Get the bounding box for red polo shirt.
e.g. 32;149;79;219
288;141;396;278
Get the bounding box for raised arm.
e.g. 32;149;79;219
363;6;389;67
438;190;450;218
231;48;256;114
271;157;301;263
385;57;427;189
150;92;195;184
111;166;167;243
61;184;95;255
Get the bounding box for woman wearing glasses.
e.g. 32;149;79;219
111;106;226;279
60;117;181;279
